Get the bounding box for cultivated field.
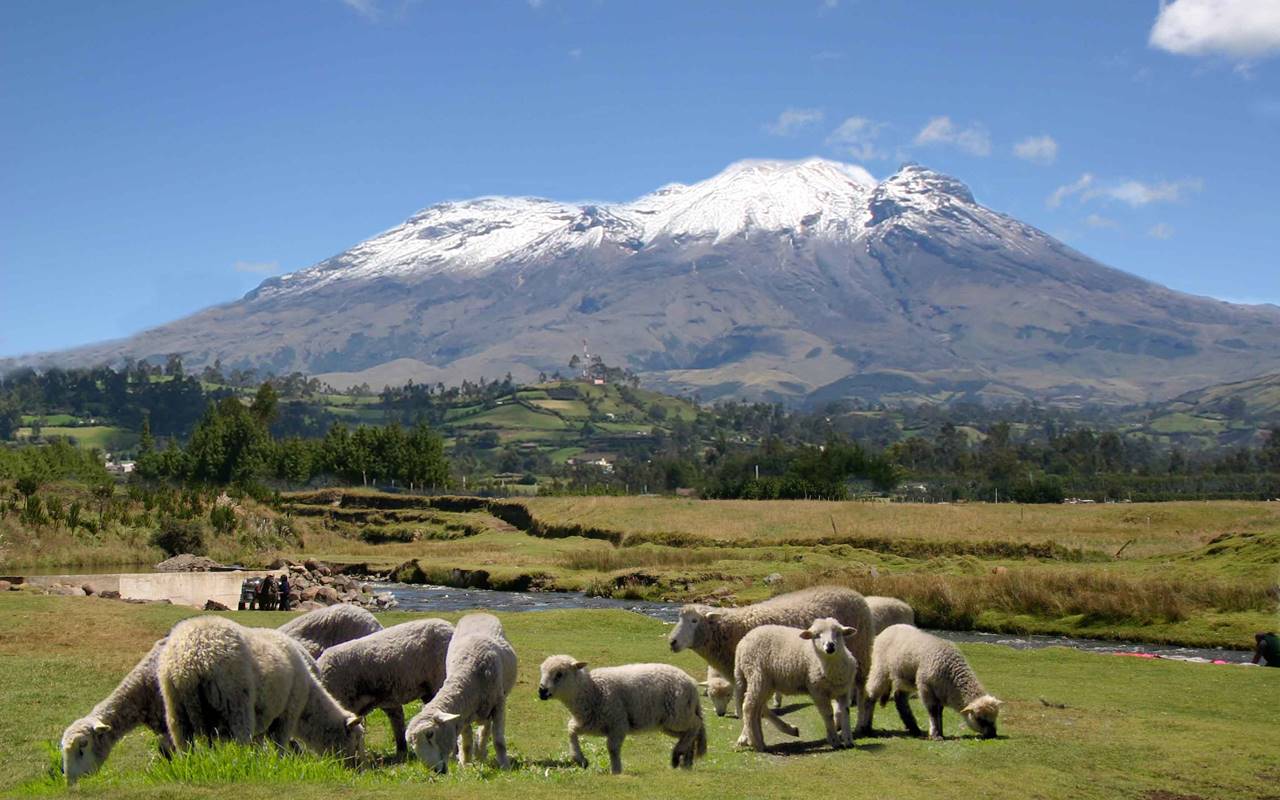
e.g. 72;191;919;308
1;594;1275;799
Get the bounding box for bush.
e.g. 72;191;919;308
15;475;39;498
209;504;237;534
151;517;207;556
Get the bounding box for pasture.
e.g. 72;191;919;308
1;593;1275;799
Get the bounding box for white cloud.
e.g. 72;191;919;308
1047;173;1201;208
1148;222;1176;239
528;0;545;7
913;116;991;156
764;108;824;137
1047;173;1095;208
1149;0;1280;59
1085;213;1118;229
341;0;379;19
568;48;583;60
234;260;281;274
1013;134;1058;165
825;116;887;161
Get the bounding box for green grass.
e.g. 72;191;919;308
1;594;1277;799
449;405;569;431
17;427;137;450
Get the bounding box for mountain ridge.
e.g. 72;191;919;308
8;158;1280;406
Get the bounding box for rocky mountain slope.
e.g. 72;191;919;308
12;158;1280;405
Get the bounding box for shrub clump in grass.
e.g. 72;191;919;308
150;517;207;556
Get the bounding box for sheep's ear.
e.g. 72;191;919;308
697;681;709;688
704;610;724;620
437;712;461;723
93;720;111;733
572;661;588;670
345;715;361;730
798;629;816;640
841;626;858;637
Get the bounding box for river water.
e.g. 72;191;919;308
375;582;1257;665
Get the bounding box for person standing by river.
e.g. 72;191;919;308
278;574;291;611
1252;632;1279;667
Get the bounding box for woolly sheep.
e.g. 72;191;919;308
538;655;707;774
703;667;781;717
158;616;364;759
669;586;874;732
278;603;383;659
865;624;1003;740
406;613;517;773
316;618;454;757
866;596;915;633
732;619;859;752
61;638;173;785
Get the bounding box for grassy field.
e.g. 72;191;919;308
2;593;1276;799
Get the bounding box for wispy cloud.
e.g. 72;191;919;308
1149;0;1280;60
1047;173;1202;208
528;0;545;8
341;0;380;20
1013;134;1058;165
234;260;281;274
825;116;887;161
1085;213;1118;229
764;108;824;137
568;48;583;60
913;116;991;156
1148;222;1176;239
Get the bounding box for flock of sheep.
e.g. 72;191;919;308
60;585;1002;783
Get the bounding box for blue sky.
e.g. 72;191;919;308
2;0;1278;357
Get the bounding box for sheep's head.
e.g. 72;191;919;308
61;717;114;785
669;606;718;652
409;712;462;773
703;672;734;717
334;714;365;762
799;617;857;659
960;695;1002;739
538;655;588;701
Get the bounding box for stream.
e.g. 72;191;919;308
376;582;1258;665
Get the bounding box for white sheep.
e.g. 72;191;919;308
406;613;517;773
158;616;364;759
316;618;454;758
669;585;874;733
865;624;1003;740
703;667;782;717
61;638;173;785
732;618;859;752
538;655;707;774
278;603;383;659
866;596;915;633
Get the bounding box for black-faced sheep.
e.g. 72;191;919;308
732;618;859;752
538;655;706;774
158;616;364;760
406;613;517;773
61;638;172;785
668;585;874;733
316;618;453;758
866;624;1003;740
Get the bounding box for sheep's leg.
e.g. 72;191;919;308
835;693;853;748
567;725;588;768
668;728;695;769
737;684;768;751
158;733;175;760
491;703;510;769
811;691;840;749
921;688;945;740
771;691;783;709
606;730;626;775
473;720;490;763
458;722;474;766
893;692;922;737
382;704;407;757
852;680;874;738
266;718;291;754
762;705;800;738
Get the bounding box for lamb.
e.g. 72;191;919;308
406;613;517;773
732;618;859;752
669;585;874;733
278;603;383;659
61;638;173;785
865;624;1003;740
538;655;707;774
316;618;454;758
703;667;781;717
158;616;364;760
866;596;915;633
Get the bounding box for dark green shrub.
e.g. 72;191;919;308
150;517;207;556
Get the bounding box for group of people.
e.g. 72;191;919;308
239;574;291;611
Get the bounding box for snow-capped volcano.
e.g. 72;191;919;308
14;158;1280;405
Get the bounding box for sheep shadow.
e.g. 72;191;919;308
756;738;887;757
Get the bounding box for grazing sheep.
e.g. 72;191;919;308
538;656;706;774
866;596;915;634
316;619;454;757
61;638;173;785
703;667;781;717
278;603;383;659
158;616;364;759
865;624;1003;740
669;586;874;733
406;613;517;773
733;619;859;752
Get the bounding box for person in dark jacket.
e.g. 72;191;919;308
278;574;291;611
1253;632;1280;667
256;575;278;611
